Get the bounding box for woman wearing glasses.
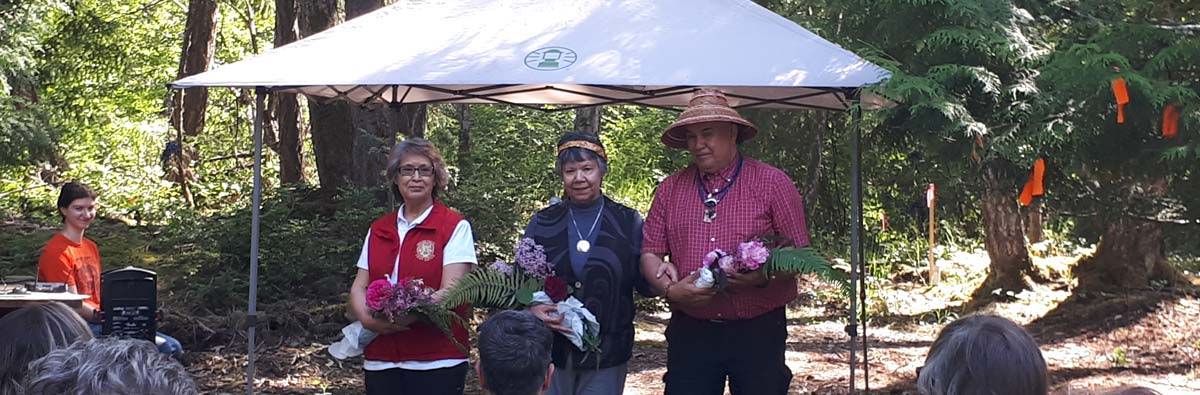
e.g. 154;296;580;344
522;132;653;395
348;138;477;395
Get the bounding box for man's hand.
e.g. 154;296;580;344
529;304;571;333
656;261;679;282
726;268;769;290
641;253;678;296
665;270;717;307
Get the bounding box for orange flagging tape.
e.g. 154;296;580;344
1163;104;1180;139
1112;78;1130;124
1018;158;1046;206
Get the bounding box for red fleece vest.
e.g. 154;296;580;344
364;203;470;362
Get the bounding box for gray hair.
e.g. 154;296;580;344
0;302;93;394
555;147;608;177
477;310;553;395
917;315;1048;395
22;337;196;395
386;137;450;200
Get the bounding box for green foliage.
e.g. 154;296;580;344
427;104;570;259
765;247;850;293
152;186;380;310
0;0;58;166
1109;346;1131;367
1030;1;1200;225
437;266;525;310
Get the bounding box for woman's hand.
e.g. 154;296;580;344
529;304;571;333
665;270;716;308
362;314;417;335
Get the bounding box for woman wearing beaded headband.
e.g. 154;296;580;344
521;131;654;394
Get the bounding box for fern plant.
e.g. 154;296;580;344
764;247;850;294
438;266;526;310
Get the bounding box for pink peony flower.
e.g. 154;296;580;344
737;240;770;271
365;279;394;311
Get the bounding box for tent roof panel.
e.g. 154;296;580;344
173;0;890;109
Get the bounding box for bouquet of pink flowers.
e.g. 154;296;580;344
365;276;466;353
441;238;601;354
694;237;845;291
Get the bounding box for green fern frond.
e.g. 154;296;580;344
438;267;524;310
764;247;850;294
416;306;470;355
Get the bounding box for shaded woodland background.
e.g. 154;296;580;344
1;0;1199;392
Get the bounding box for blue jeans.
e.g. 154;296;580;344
88;323;183;355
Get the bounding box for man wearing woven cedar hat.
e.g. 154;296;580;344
640;88;811;394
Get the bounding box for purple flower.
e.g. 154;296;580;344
491;260;514;275
737;240;770;271
514;238;554;279
370;277;436;321
702;249;725;269
718;255;737;273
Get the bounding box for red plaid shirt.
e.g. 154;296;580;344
643;157;811;320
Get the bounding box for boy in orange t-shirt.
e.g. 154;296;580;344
37;182;183;355
38;233;102;316
38;182;102;322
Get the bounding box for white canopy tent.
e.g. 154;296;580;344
172;0;889;392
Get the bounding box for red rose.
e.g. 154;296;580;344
544;276;569;302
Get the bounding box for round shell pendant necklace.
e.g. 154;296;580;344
569;202;604;253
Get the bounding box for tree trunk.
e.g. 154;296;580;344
974;161;1039;299
1074;178;1186;290
1025;200;1044;243
299;0;349;191
274;0;304;184
574;106;602;135
455;104;471;179
301;0;427;189
802;112;826;211
345;0;385;18
171;0;218;138
168;0;218;207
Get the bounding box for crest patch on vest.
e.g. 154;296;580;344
416;240;436;261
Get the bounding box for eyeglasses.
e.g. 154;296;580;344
398;166;435;178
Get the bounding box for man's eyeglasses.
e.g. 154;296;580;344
398;166;435;178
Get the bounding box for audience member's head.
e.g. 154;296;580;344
22;337;196;395
0;302;93;394
476;310;554;395
917;314;1048;395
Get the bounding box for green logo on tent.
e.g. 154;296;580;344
525;47;577;71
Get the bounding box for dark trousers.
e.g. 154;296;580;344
364;362;468;395
663;307;792;395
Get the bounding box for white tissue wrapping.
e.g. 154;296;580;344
694;267;716;289
328;321;378;360
531;291;600;351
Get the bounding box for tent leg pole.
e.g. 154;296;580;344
844;103;864;391
854;107;869;393
246;87;266;395
846;105;861;394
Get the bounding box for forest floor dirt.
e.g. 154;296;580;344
180;248;1200;394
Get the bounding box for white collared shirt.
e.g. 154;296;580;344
355;204;477;371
